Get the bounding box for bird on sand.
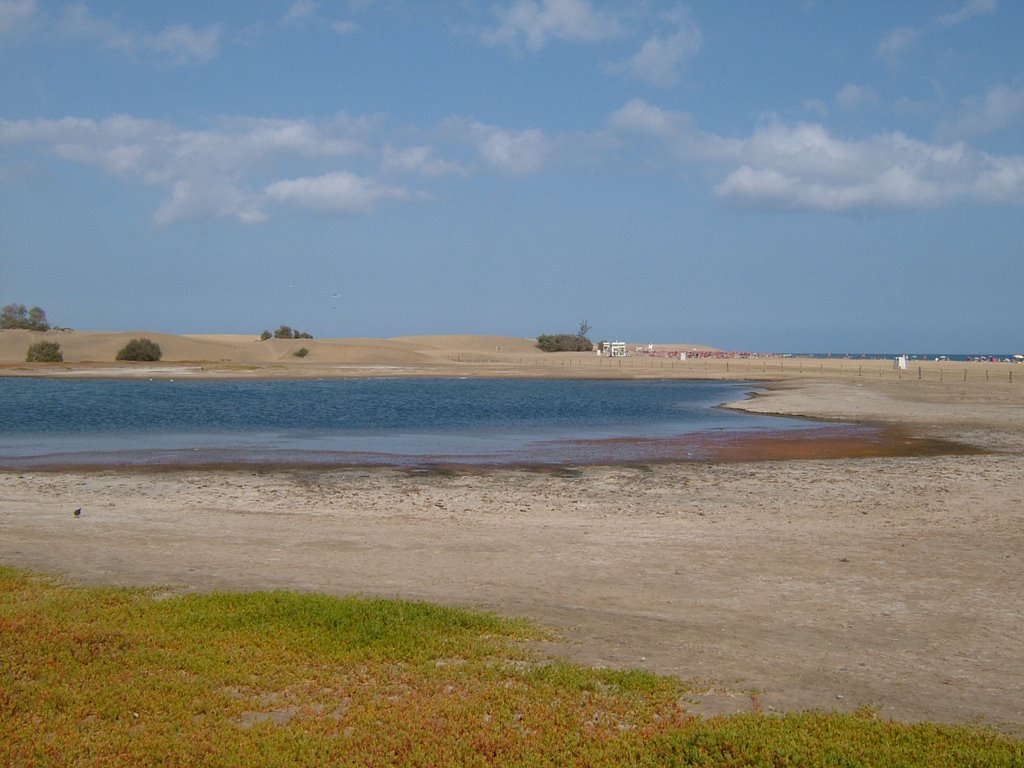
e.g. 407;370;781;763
73;507;82;517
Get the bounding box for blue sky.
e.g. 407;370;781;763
1;1;1021;352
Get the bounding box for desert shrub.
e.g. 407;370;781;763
260;329;272;341
537;334;594;352
116;338;163;362
294;347;309;358
2;303;50;331
271;325;313;339
25;340;63;362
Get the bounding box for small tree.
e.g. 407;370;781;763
273;325;294;339
577;319;592;339
28;306;49;330
116;338;163;362
2;303;50;331
26;340;63;362
260;329;272;341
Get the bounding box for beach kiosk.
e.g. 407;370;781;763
601;341;627;358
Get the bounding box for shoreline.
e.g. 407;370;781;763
2;373;1022;734
3;374;1005;471
0;425;985;473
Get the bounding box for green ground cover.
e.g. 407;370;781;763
1;566;1020;767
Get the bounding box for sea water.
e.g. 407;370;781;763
0;378;816;468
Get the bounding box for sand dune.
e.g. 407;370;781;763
2;330;1017;389
0;330;723;375
0;330;537;366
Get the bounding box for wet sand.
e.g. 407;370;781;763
1;373;1023;735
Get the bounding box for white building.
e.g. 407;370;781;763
602;341;627;357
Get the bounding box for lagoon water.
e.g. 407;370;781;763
0;378;817;468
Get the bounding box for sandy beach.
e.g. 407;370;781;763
1;332;1022;735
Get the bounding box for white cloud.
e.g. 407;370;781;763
0;114;378;225
147;24;220;64
604;100;1024;213
944;84;1024;140
712;120;1019;212
283;0;317;25
936;0;997;27
59;3;220;64
614;13;701;87
265;171;410;215
0;0;33;36
875;26;918;65
972;156;1024;202
382;145;466;177
5;101;1021;225
154;179;265;228
448;120;550;174
836;84;879;111
481;0;621;51
873;3;995;68
607;99;737;162
608;98;691;136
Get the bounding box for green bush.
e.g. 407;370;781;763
537;334;594;352
294;347;309;358
25;340;63;362
116;338;163;362
260;329;272;341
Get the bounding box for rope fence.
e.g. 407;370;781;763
448;353;1020;383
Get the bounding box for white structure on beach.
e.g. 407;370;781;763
601;341;627;358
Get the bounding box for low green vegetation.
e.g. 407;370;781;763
294;347;310;358
25;340;63;362
1;567;1019;767
115;337;163;362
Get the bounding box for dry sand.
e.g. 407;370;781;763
1;332;1023;735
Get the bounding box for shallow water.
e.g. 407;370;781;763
0;378;826;468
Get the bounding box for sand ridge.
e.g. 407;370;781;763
0;330;721;376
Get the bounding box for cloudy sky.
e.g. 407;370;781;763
1;1;1021;351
